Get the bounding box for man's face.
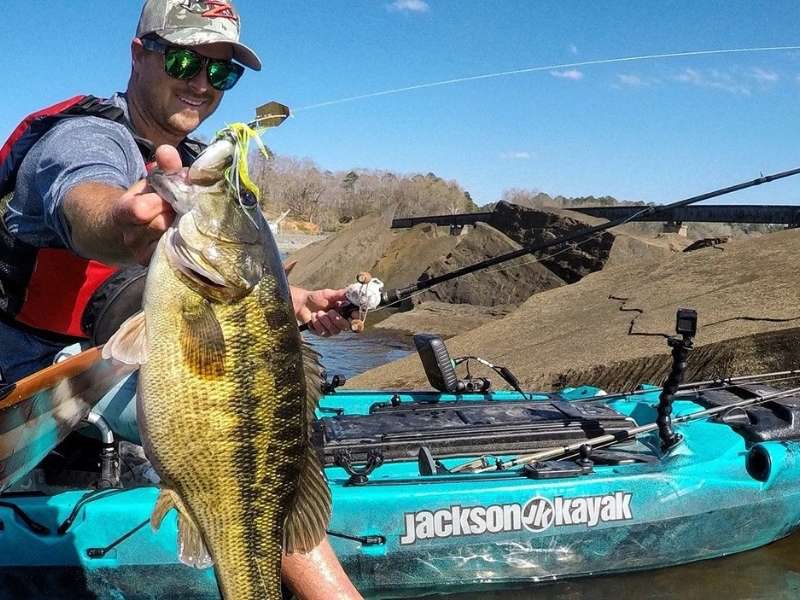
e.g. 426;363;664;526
133;40;233;138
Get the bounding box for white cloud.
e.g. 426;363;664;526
500;151;531;160
614;74;662;88
387;0;430;12
673;68;751;95
617;74;644;87
569;44;579;55
749;67;779;83
550;69;583;80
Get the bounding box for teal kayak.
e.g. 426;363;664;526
3;377;800;598
3;324;800;599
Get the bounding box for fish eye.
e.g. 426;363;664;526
240;189;258;209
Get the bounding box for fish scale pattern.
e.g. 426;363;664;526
139;236;315;600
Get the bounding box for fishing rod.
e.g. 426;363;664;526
385;167;800;304
570;368;800;403
297;165;800;332
456;385;800;474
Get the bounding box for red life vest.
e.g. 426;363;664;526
0;95;204;342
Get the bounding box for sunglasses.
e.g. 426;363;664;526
141;37;244;91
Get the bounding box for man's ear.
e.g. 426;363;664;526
131;37;145;71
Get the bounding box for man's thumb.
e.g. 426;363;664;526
155;145;182;172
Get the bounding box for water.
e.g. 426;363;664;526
311;330;800;600
425;533;800;599
303;329;414;381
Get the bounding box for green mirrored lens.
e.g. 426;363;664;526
164;48;202;80
160;44;243;91
207;61;243;91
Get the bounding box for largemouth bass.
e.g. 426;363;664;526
105;121;330;599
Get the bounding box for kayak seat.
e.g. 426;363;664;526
694;384;800;442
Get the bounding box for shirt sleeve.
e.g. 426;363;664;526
12;116;145;251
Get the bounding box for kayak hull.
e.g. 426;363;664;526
2;388;800;598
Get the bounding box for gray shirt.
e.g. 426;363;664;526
0;93;146;382
6;93;146;252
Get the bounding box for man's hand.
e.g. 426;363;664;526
290;286;351;337
111;146;183;265
65;145;183;266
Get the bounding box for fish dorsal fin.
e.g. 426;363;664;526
180;298;226;377
151;488;214;569
284;344;331;554
283;445;332;554
101;311;148;366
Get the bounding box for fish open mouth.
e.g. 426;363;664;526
148;170;196;216
163;229;228;290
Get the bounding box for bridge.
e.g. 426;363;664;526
568;204;800;226
390;204;800;235
391;212;493;229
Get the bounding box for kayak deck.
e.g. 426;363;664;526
318;386;800;597
2;384;800;599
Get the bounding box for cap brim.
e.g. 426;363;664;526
156;28;262;71
229;42;262;71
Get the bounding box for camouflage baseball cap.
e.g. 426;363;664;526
136;0;261;71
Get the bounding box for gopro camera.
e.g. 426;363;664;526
675;308;698;338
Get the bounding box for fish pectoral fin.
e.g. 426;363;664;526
151;488;214;569
180;298;226;377
101;311;148;366
283;446;332;554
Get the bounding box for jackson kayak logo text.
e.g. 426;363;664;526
399;492;633;545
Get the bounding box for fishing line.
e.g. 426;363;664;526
294;45;800;111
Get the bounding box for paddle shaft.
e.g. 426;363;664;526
0;346;105;409
573;368;800;404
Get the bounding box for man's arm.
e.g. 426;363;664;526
62;146;182;265
282;537;363;600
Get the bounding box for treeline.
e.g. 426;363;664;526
253;156;478;231
492;188;632;210
251;156;783;238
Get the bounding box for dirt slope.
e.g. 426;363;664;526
350;229;800;391
288;218;566;306
288;206;684;312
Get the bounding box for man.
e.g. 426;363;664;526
0;1;359;598
0;1;350;384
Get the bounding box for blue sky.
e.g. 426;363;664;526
3;1;800;206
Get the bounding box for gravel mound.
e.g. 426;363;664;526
350;228;800;391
